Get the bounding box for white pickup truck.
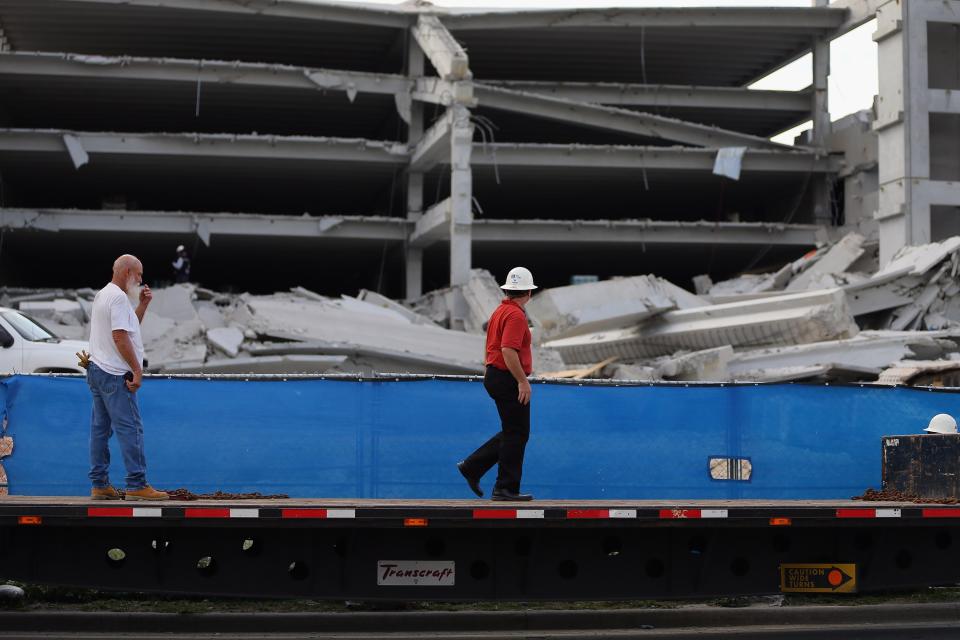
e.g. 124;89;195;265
0;307;88;374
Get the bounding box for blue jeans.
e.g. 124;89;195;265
87;363;147;490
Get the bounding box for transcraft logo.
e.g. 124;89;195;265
377;561;456;586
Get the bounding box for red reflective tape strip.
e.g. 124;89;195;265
281;509;328;519
837;509;876;518
88;507;133;518
922;508;960;518
473;509;517;519
184;508;231;519
567;509;610;519
659;509;702;519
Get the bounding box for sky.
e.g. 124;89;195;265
329;0;879;144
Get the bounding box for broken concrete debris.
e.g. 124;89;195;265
7;233;960;385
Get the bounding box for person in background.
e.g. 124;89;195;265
172;244;191;284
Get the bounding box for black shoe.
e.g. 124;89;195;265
491;489;533;501
457;461;483;497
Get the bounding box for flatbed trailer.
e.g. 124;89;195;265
3;497;959;600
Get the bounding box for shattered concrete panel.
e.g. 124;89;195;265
147;284;201;323
528;275;703;341
656;346;733;381
877;237;960;278
195;301;227;330
162;354;348;374
546;289;858;363
245;293;487;372
207;326;243;358
786;232;865;292
19;299;85;325
727;330;959;377
357;289;437;325
609;363;658;381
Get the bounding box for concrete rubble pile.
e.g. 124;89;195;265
539;233;960;383
6;233;960;384
0;283;564;376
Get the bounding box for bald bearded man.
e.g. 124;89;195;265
86;255;168;501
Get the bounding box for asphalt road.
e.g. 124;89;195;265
3;603;960;639
2;623;960;639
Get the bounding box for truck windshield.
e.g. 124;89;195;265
1;311;59;342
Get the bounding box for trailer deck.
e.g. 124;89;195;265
3;497;959;601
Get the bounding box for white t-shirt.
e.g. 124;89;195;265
88;283;144;376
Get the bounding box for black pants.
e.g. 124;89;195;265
461;366;531;493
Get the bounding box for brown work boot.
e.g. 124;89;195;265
124;485;169;501
90;486;122;501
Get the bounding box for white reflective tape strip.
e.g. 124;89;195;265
876;509;902;518
516;510;545;519
609;510;636;519
132;508;162;518
229;509;259;518
701;510;729;519
325;509;356;519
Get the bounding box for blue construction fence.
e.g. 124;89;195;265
0;374;956;499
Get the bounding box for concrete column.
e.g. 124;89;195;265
875;0;934;263
811;0;833;226
449;103;474;287
405;38;425;301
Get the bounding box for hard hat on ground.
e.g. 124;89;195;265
924;413;958;434
501;267;537;291
176;244;186;253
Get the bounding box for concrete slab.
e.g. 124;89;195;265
786;232;865;291
207;326;244;358
528;275;704;341
161;354;348;374
727;330;960;377
545;288;858;363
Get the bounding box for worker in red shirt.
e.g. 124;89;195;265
457;267;537;501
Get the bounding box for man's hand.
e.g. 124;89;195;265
125;370;142;393
518;379;532;405
76;350;91;370
139;284;153;307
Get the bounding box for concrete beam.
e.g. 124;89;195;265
0;51;414;97
474;83;787;149
0;208;409;241
829;0;887;36
408;197;451;248
443;7;846;31
473;143;843;173
0;208;824;249
482;80;811;112
929;89;960;115
0;130;408;164
471;219;822;247
409;108;455;172
411;15;471;81
51;0;412;28
413;77;476;107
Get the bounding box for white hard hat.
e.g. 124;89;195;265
924;413;958;435
176;244;185;252
501;266;537;291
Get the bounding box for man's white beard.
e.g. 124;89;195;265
125;277;140;302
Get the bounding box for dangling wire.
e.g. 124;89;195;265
195;61;203;118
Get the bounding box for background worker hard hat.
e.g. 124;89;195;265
501;267;538;291
924;413;958;434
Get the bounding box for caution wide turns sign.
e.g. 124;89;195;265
779;564;856;593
